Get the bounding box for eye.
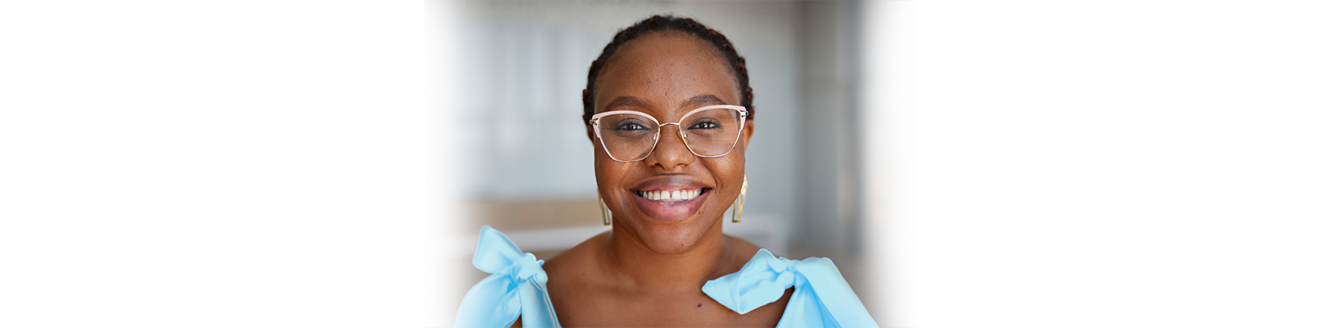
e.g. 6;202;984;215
614;122;649;131
688;121;720;130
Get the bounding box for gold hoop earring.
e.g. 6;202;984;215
598;191;612;225
732;175;748;223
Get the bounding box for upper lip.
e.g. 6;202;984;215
630;174;711;191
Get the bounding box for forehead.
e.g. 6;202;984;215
593;32;739;114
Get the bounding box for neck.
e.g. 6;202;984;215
602;222;736;293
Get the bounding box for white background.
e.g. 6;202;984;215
3;1;1339;327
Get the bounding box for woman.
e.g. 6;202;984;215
457;16;877;327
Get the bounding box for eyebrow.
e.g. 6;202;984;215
680;94;728;108
602;94;728;111
602;96;647;111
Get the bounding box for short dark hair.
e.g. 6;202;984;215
582;15;755;124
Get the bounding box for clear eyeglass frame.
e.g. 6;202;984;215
589;104;749;163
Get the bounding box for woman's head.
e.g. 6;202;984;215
583;16;754;123
583;16;755;255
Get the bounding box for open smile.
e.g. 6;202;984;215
635;187;708;202
628;177;712;222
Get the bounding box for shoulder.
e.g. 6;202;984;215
535;230;621;325
723;234;764;272
540;230;610;288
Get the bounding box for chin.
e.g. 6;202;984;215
626;213;720;255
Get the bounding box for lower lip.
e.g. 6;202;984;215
630;189;711;222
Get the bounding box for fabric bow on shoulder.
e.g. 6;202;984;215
702;249;878;328
455;225;561;328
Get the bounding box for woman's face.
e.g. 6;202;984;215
588;32;754;255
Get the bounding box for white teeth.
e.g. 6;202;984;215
637;188;704;201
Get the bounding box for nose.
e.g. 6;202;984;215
644;122;695;171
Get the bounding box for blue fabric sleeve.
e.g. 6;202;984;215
455;225;561;328
702;249;879;328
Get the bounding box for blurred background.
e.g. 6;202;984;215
427;1;913;326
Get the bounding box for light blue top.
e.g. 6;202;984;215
456;225;878;328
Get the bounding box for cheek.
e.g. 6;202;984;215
593;159;613;183
703;155;746;185
593;159;632;189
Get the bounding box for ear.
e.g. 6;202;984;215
740;115;755;152
583;89;597;144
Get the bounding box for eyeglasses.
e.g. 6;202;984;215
589;105;748;162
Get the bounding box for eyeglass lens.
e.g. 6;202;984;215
597;108;743;161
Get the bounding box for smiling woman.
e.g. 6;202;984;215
454;15;878;328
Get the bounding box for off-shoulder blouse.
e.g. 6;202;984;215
456;225;878;328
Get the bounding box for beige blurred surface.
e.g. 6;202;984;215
465;199;604;232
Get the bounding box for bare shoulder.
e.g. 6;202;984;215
723;234;764;270
538;230;613;325
540;230;609;286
